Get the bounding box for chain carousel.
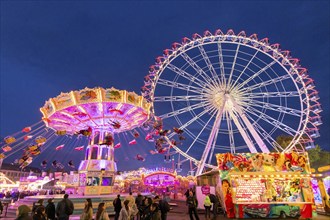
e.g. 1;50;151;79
40;87;151;195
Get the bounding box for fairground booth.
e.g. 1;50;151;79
216;152;314;219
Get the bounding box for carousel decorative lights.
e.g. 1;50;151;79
40;87;151;194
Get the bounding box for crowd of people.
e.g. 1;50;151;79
184;188;221;220
13;189;221;220
15;194;73;220
14;192;171;220
112;192;170;220
0;189;67;202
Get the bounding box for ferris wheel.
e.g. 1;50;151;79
142;29;322;175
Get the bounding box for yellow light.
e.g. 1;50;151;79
71;91;77;105
78;106;87;113
116;103;123;110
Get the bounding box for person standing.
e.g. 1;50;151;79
33;206;47;220
135;192;144;220
80;198;93;220
141;197;152;219
32;199;44;215
158;196;170;220
15;205;33;220
204;194;212;220
113;194;122;220
209;193;220;220
119;200;131;220
0;201;4;215
56;194;74;220
126;192;135;209
144;203;160;220
95;202;110;220
45;198;56;220
186;191;199;220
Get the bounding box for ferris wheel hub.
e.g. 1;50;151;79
205;82;244;111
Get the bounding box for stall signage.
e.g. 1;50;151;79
201;184;210;195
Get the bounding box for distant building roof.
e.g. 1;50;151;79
1;163;41;173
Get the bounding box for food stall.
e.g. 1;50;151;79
196;169;221;210
216;152;314;219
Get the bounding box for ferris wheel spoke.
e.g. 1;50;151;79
227;44;240;89
229;110;258;153
241;74;291;92
159;102;207;119
185;109;218;154
245;106;297;136
245;113;285;152
196;99;227;175
167;107;216;139
248;99;303;117
217;42;226;84
236;60;277;90
225;111;236;153
207;120;220;164
244;91;300;99
154;95;205;102
230;96;269;152
167;63;208;88
180;52;216;88
157;78;202;94
230;50;259;91
197;45;222;85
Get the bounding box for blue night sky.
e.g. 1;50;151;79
0;1;329;174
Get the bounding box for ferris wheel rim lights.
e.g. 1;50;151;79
142;29;322;170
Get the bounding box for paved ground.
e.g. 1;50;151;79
1;199;329;220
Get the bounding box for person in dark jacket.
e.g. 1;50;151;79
0;201;3;215
158;197;170;220
113;194;122;220
32;199;44;215
135;192;144;220
15;205;33;220
144;203;160;220
33;206;46;220
209;193;220;220
141;197;152;219
45;198;56;220
186;191;199;220
56;194;74;220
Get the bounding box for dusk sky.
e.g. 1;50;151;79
0;1;329;173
